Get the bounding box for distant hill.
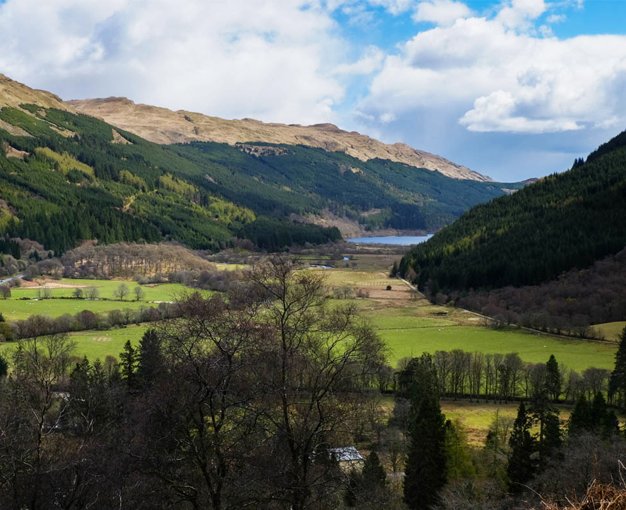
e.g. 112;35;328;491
399;130;626;295
69;96;490;182
0;74;520;256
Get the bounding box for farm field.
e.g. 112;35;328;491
377;324;616;371
0;324;149;361
10;278;194;300
591;321;626;341
0;259;618;373
312;265;617;371
0;278;206;321
0;298;154;321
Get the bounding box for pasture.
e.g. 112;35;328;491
0;324;149;362
0;263;617;374
313;266;617;371
0;279;205;321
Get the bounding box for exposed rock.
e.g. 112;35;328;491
111;129;132;144
237;144;287;157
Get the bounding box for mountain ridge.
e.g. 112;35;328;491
68;96;491;182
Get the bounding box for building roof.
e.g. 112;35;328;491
329;446;364;463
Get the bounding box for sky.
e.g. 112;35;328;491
0;0;625;181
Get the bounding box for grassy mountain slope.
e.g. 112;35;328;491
0;75;522;256
70;96;490;181
399;130;626;294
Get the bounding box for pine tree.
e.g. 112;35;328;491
403;354;447;510
507;402;535;493
545;354;561;402
0;353;8;379
539;411;561;463
362;451;387;488
568;395;592;436
119;340;138;392
136;329;164;388
609;327;626;408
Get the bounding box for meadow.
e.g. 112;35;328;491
0;278;204;321
0;263;617;375
0;324;149;362
312;265;617;371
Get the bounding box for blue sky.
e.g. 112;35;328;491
1;0;625;181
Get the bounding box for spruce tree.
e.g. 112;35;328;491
545;354;561;402
539;411;561;463
403;354;447;510
136;329;164;388
507;402;535;492
568;395;592;435
362;451;386;488
609;327;626;408
119;340;138;392
0;353;8;379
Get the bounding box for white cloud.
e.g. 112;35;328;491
334;46;385;75
368;0;415;15
0;0;348;124
360;8;626;134
413;0;472;26
496;0;546;30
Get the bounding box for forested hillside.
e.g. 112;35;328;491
399;129;626;295
0;97;518;256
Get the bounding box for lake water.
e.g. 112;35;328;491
347;235;433;246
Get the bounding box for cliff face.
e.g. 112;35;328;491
69;97;491;182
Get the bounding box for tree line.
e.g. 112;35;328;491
396;350;609;405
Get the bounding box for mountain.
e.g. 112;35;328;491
69;97;489;182
399;130;626;295
0;74;519;255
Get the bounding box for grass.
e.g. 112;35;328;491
0;299;154;321
11;278;194;300
378;325;616;371
591;322;626;342
316;264;617;371
441;400;573;446
0;279;205;321
0;324;149;362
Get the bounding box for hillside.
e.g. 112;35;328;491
0;75;520;257
399;130;626;297
69;97;490;182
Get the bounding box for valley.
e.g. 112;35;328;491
0;70;623;510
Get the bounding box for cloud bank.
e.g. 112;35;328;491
360;0;626;135
0;0;349;124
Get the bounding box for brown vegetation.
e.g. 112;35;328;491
62;242;215;278
68;97;489;181
457;247;626;338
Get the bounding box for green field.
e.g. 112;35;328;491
0;324;149;362
0;279;205;321
316;267;617;371
377;324;616;371
0;269;618;373
9;279;194;300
